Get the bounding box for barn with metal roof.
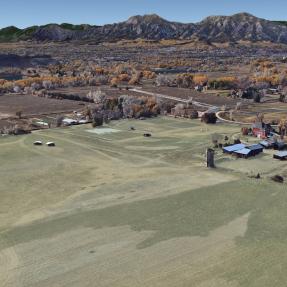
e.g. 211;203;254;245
223;144;246;154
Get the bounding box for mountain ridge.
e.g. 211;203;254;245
1;13;287;44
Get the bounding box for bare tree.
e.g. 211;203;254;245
16;110;22;119
155;74;171;87
13;85;21;93
42;80;53;90
87;89;107;104
56;115;64;127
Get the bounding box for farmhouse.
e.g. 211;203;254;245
252;127;267;139
251;122;273;139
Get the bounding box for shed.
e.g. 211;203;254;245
234;148;252;158
275;141;286;151
274;151;287;160
247;144;264;155
223;144;246;154
46;142;56;147
260;140;274;149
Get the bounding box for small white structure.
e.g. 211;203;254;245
36;121;49;126
78;119;89;124
46;142;55;147
33;141;43;146
62;118;78;126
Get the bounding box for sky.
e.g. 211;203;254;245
1;0;286;28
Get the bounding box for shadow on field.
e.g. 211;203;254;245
2;179;284;252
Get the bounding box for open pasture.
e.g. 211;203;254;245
0;117;287;287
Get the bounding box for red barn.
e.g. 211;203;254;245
252;128;266;139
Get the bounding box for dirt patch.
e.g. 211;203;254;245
86;128;121;135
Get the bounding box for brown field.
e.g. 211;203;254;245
231;97;287;123
0;119;13;129
0;94;87;119
49;85;239;112
143;86;238;107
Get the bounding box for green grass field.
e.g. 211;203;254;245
0;117;287;287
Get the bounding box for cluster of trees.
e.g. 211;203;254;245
155;73;208;88
83;90;163;128
0;75;110;94
154;73;287;92
109;67;156;87
83;91;216;127
1;57;286;100
0;124;31;135
0;62;158;94
209;77;238;90
251;59;287;87
176;74;208;88
153;60;287;92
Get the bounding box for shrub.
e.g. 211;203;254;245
271;175;284;183
201;113;217;124
190;110;199;119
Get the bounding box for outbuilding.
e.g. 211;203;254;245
223;144;246;154
260;140;275;149
247;144;264;156
274;151;287;160
144;133;152;137
63;118;78;126
274;141;287;151
234;148;252;159
46;142;56;147
226;144;263;159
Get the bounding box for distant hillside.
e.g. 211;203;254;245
274;21;287;27
0;26;37;42
1;13;287;44
0;24;90;42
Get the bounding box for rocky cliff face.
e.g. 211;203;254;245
3;13;287;44
194;13;287;43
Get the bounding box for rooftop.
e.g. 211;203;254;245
223;144;246;152
234;148;251;155
248;144;263;151
274;151;287;158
